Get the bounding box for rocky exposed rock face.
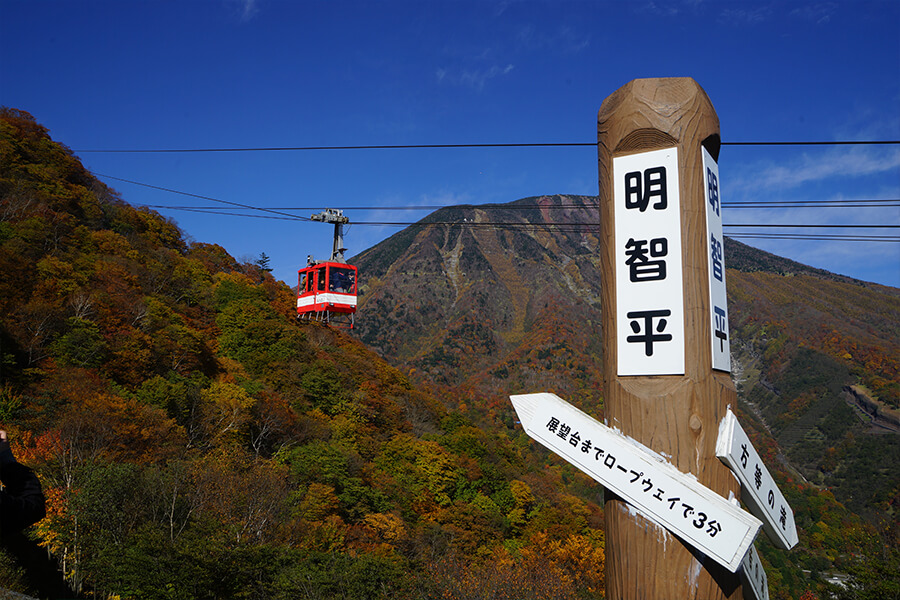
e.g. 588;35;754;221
352;195;605;404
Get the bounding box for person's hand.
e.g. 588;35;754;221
0;429;11;458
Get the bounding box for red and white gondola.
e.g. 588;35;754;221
297;260;357;328
296;208;357;328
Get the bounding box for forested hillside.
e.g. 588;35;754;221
0;109;610;599
353;196;900;599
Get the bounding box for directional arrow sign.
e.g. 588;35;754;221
716;409;798;550
511;392;761;572
741;543;770;600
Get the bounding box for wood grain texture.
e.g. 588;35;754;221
597;78;744;599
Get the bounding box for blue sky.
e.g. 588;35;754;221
2;0;898;288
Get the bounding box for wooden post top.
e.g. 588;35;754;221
598;77;720;158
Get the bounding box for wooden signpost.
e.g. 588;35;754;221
509;77;795;599
597;77;746;599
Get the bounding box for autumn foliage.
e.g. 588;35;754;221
0;108;608;599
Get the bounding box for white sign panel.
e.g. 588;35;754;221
716;409;798;550
741;543;770;600
614;148;685;376
511;392;761;572
702;147;731;372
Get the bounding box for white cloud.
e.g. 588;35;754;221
732;147;900;192
436;63;515;91
834;108;900;145
718;5;772;25
225;0;259;22
515;23;590;54
722;140;900;286
789;2;839;24
726;199;900;286
638;2;682;17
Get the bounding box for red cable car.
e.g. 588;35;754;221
297;261;357;328
297;209;357;328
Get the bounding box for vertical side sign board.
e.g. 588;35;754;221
614;148;685;376
703;147;731;372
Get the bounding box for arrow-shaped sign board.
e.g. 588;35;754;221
511;392;761;572
741;543;770;600
716;409;798;550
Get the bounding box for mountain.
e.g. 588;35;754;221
353;196;606;407
353;194;899;414
352;193;900;597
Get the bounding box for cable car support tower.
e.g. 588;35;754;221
312;208;349;263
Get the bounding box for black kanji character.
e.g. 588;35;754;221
624;167;668;212
707;167;720;217
710;234;724;282
626;309;673;357
625;237;668;282
714;306;727;351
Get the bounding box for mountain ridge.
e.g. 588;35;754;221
353;195;898;407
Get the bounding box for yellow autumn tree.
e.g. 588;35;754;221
199;379;256;446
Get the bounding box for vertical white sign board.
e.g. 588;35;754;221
702;147;731;372
741;543;770;600
614;148;685;376
716;409;798;550
510;392;761;572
